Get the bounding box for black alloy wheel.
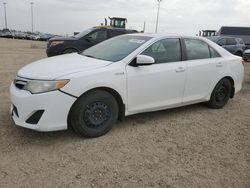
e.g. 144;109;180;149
207;78;232;109
69;90;119;138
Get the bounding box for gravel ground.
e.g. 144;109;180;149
0;38;249;188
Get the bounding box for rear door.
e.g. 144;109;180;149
182;38;224;103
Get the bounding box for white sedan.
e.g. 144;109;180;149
10;34;244;138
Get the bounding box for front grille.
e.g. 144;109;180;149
14;76;29;90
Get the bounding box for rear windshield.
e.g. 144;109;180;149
82;35;152;62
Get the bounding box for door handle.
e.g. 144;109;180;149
175;67;185;72
216;62;223;67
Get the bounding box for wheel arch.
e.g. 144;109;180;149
234;50;243;56
220;76;235;98
67;87;125;128
63;47;80;53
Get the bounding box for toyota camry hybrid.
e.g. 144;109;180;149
10;34;244;138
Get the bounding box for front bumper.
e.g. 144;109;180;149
46;45;62;57
10;83;76;132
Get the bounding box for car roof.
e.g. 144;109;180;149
93;27;137;32
207;35;238;39
125;33;205;39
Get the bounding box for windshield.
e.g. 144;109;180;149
82;35;152;62
74;28;94;38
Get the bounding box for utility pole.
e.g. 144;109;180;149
155;0;162;33
143;21;146;33
3;2;7;29
31;2;34;32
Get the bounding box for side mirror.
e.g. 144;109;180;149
136;55;155;65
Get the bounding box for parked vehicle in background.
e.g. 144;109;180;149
10;34;244;138
207;36;246;56
13;31;27;39
218;26;250;49
1;28;12;38
26;33;40;40
40;34;55;41
243;49;250;62
46;27;138;57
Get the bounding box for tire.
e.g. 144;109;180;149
63;48;78;54
235;51;242;57
69;90;119;138
207;78;232;109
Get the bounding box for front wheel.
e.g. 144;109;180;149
68;90;119;138
207;78;232;109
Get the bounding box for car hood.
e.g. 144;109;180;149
17;53;113;80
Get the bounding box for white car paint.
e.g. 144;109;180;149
10;34;244;132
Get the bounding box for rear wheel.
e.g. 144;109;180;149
63;48;78;54
69;90;119;138
207;78;232;109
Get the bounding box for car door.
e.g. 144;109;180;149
182;38;224;103
126;38;186;113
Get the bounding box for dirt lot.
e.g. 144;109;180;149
0;38;249;188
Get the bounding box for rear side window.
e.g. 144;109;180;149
236;38;244;44
226;38;236;45
87;30;107;41
184;39;210;60
209;47;221;58
217;38;226;46
141;38;181;63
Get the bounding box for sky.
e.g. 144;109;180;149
0;0;250;36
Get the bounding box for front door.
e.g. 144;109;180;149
126;38;186;113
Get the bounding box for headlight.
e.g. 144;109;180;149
50;41;64;46
23;80;69;94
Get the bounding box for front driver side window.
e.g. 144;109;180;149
87;30;107;41
141;38;181;64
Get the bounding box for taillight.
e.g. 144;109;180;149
241;59;245;65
